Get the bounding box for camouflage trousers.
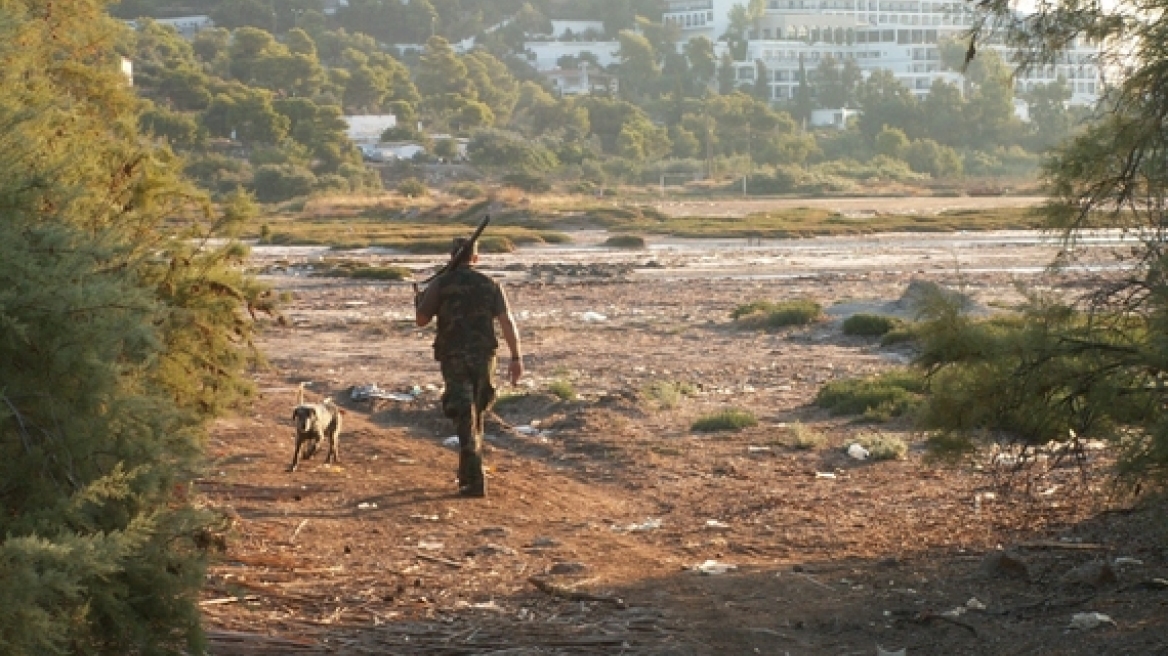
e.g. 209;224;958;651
440;353;497;487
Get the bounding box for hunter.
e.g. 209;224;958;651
415;237;523;497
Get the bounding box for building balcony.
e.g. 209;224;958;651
664;1;714;11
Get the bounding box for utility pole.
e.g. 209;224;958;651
704;95;714;181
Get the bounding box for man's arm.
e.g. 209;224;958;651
495;285;524;385
497;309;524;385
415;283;440;327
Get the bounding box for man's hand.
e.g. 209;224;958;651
508;358;524;385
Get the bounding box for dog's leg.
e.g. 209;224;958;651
324;413;342;464
287;434;303;472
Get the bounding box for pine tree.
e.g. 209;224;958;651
0;2;267;653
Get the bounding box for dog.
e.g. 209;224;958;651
288;383;343;472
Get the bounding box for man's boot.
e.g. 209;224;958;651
458;451;486;498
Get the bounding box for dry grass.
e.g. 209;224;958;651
250;195;1044;249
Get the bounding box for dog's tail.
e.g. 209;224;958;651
297;382;306;406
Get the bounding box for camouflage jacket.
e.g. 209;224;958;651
420;266;507;361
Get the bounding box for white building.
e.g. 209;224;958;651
343;114;398;144
524;39;621;71
126;15;214;38
810;107;860;129
661;0;1103;106
547;20;606;39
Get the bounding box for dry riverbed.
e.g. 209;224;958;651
199;227;1168;655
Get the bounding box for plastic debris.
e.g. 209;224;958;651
443;436;460;448
1069;612;1116;630
416;541;444;551
705;519;730;530
815;471;837;479
357;502;378;510
613;518;662;532
351;383;416;402
579;311;608;322
695;559;737;575
847;443;870;460
747;446;772;453
515;425;539;435
1113;557;1144;566
965;597;987;610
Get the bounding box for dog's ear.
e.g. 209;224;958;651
291;407;299;422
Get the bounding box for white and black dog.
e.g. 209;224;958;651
288;383;343;472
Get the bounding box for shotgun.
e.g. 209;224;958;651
413;212;491;305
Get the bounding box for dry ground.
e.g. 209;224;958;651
198;227;1168;655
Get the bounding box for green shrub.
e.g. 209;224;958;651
692;408;758;432
605;234;646;249
880;324;920;346
538;231;573;244
816;369;926;420
493;391;528;411
348;265;412;281
854;432;909;460
448;181;484;199
731;300;780;320
253;164;317;203
644;380;696;409
788;422;827;449
478;235;516;253
397;177;429;197
733;299;822;329
548;379;576;401
502;172;552;193
843;313;902;337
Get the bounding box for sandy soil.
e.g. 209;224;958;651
198;227;1168;655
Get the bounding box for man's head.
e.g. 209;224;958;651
451;237;479;266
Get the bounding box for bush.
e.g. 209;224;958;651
787;422;827;450
733;299;823;329
816;369;926;420
314;173;350;195
692;408;758;432
605;234;646;249
880;324;920;346
502;172;552;193
548;379;576;401
843;313;902;337
349;266;412;280
448;181;485;199
0;8;261;650
853;432;909;460
643;380;696;409
745;165;802;194
253;164;317;203
397;177;429;198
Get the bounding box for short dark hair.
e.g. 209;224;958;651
451;237;479;257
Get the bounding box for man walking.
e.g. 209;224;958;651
415;238;523;498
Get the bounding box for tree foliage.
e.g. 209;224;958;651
0;2;267;652
913;0;1168;485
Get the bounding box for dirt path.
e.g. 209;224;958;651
199;231;1167;655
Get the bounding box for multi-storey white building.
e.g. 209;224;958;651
661;0;1102;106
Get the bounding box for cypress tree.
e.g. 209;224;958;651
0;2;267;653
